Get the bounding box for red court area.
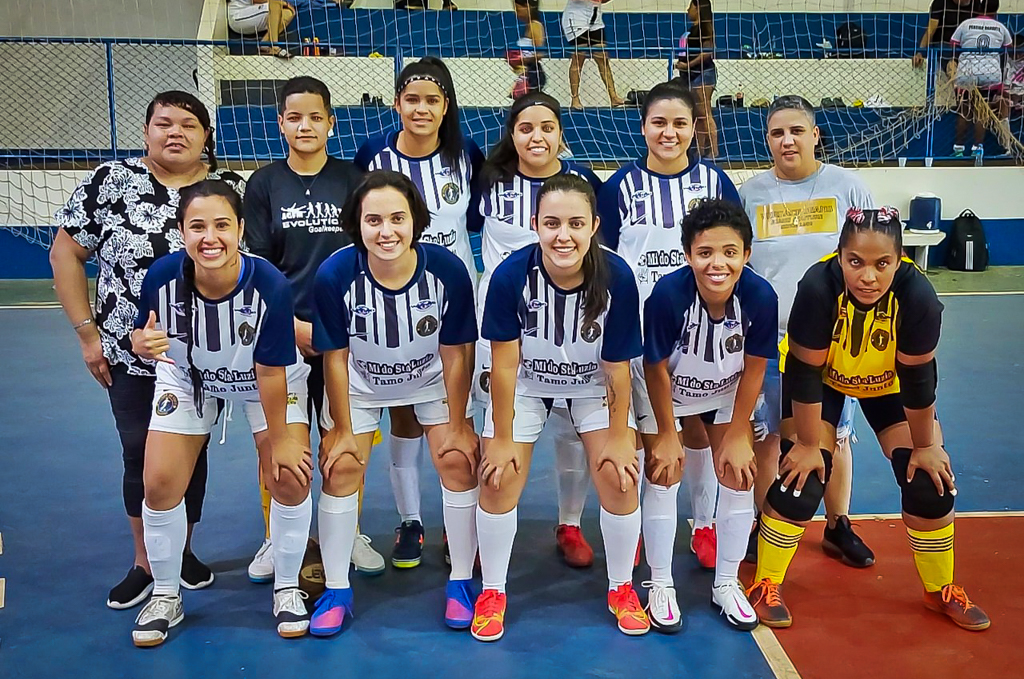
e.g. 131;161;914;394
741;515;1024;679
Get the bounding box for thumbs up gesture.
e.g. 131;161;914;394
132;310;175;364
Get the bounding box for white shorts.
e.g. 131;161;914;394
227;4;270;35
149;368;309;436
321;395;474;436
632;358;746;435
483;392;636;444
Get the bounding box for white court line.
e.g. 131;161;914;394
938;290;1024;296
0;304;61;309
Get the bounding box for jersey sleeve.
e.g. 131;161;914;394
950;20;965;46
312;251;354;352
435;250;480;346
253;265;299;367
241;168;278;263
602;257;643;363
712;164;742;206
596;171;625;250
54;163;111;252
481;258;524;343
353;136;383;172
466;139;486;234
643;274;687;363
786;263;837;352
574;163;604;194
740;271;780;359
848;173;876;209
895;267;944;357
133;252;180;329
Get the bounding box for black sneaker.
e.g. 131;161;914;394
392;520;424;568
822;515;875;568
180;552;216;589
744;515;759;564
107;565;154;609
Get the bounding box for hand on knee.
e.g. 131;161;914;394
890;448;956;520
766;440;832;523
436;451;477;492
268;473;310;507
320;455;365;498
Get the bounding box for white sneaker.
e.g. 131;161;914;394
273;587;310;638
248;538;274;583
132;594;184;647
351;533;386;576
642;581;682;634
712;580;759;631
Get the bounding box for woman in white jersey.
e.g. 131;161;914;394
312;171;479;636
597;80;741;630
129;181;313;647
472;174;648;642
562;0;626;109
355;57;484;570
644;199;777;632
739;95;875;570
476;92;604;568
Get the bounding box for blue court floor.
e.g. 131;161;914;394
1;294;1021;679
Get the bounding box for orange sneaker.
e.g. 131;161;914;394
607;583;651;636
556;525;594;568
471;589;507;642
924;584;990;631
746;578;792;628
691;526;717;571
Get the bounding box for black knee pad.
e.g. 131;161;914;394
766;440;833;522
890;448;955;520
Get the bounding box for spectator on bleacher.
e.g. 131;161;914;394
949;0;1014;159
51;91;245;611
354;56;484;575
912;0;982;70
507;0;547;99
674;0;719;158
242;77;385;585
562;0;626;109
738;95;876;573
227;0;296;58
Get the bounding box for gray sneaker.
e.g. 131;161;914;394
273;587;310;638
132;594;184;647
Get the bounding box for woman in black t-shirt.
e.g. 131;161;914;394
675;0;719;158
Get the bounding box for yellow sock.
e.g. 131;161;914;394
260;472;272;540
755;514;806;584
907;523;954;593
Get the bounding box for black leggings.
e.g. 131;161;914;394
107;365;207;522
782;377;908;437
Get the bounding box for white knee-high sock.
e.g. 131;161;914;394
553;412;588;526
600;506;642;589
442;485;479;581
318;491;359;590
642;482;679;587
271;495;313;590
686;446;717;529
714;485;755;587
477;507;517;593
143;500;187;597
389;435;423;523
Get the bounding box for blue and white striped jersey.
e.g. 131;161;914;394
482;244;641;399
313;243;478;407
477;161;602;317
135;251;301;401
644;266;777;415
355;132;484;279
597;153;740;306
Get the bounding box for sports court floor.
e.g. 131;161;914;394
1;269;1022;679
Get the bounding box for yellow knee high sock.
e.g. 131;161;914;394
755;515;806;584
907;523;954;593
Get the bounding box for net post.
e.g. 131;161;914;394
104;39;119;157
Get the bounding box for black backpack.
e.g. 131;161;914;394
836;22;867;58
945;209;989;272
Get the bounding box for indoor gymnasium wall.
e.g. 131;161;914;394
0;0;207;39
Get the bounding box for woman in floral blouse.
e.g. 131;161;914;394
50;90;245;610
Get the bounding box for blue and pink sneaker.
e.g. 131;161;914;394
444;579;477;629
310;587;354;637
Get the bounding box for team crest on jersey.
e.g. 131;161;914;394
500;190;522;201
725;334;744;354
413;299;437;311
870;329;890;351
417;315;439;337
527;299;547;311
353;305;375;318
239;322;255;346
155;392;178;416
442;182;461;205
581;321;602;343
724;319;740;330
237;306;255;317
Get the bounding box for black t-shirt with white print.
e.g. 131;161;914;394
55;157;246;377
242;157;363;322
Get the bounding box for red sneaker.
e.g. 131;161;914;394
471;589;507;642
690;526;717;570
607;583;650;635
556;524;594;568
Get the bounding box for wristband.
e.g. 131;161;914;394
73;318;94;331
